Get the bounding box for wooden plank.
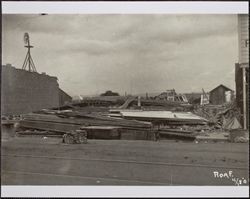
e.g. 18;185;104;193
22;113;152;129
19;120;80;133
159;128;193;134
159;131;196;140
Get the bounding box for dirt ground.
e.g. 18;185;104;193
1;136;249;185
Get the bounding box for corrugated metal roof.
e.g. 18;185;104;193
120;110;207;121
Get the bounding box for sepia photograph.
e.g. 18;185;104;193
1;1;249;198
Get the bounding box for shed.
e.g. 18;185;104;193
209;84;233;105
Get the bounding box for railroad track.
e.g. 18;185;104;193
2;153;248;170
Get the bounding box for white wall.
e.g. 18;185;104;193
238;14;249;64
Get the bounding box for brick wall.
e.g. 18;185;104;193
1;64;59;115
59;88;72;106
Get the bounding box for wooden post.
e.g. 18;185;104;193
242;66;247;129
138;96;141;107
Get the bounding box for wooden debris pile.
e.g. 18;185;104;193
229;129;249;143
108;109;210;141
18;110;154;141
193;101;242;130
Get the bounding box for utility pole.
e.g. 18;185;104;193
241;63;248;129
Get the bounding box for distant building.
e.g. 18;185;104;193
155;89;188;103
209;84;233;105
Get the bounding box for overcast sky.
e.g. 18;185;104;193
2;14;238;96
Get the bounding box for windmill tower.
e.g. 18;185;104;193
22;32;37;72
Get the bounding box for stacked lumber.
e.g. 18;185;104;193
18;111;155;141
159;128;193;134
80;126;122;140
16;130;62;137
159;131;196;141
19;111;153;141
158;127;196;140
22;112;152;130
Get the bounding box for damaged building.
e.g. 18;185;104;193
1;64;72;115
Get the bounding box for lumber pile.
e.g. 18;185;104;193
21;112;152;130
80;126;122;140
18;111;154;140
158;127;197;141
16;130;62;137
159;131;196;141
159;128;193;134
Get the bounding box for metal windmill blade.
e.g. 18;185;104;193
24;32;29;44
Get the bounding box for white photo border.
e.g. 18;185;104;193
1;1;249;198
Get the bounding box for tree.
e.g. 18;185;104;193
100;90;119;96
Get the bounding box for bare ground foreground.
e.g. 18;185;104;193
1;136;249;186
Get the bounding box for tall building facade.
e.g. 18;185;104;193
1;64;60;115
235;14;249;129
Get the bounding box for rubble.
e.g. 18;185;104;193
1;115;22;121
62;130;87;144
234;136;248;143
229;129;249;143
5;95;247;143
193;101;242;131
